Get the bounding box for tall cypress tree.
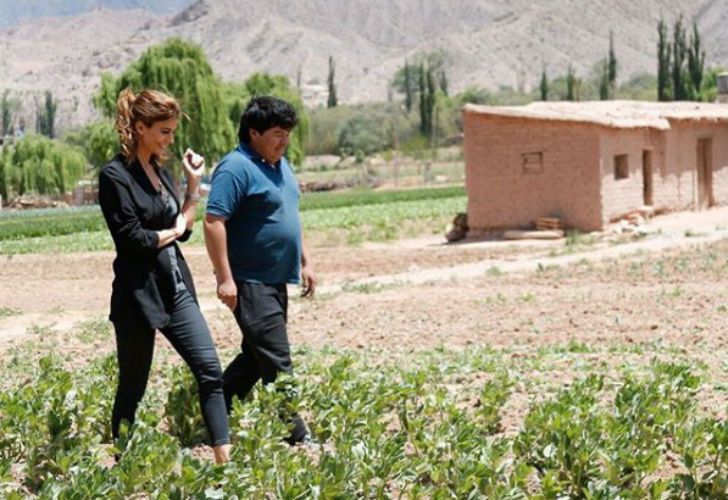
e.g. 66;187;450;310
687;21;705;100
540;67;549;101
418;63;428;135
566;65;576;101
657;18;672;101
608;30;617;97
37;91;57;138
1;91;13;136
599;60;610;100
672;16;688;101
426;65;437;143
439;69;448;96
403;60;414;112
327;56;338;108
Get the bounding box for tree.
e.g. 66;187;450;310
327;56;338;108
418;63;437;139
0;134;86;199
540;67;549;101
63;121;118;173
599;60;610;100
657;18;672;101
687;21;706;100
1;90;19;136
223;73;309;167
566;65;577;101
95;38;235;166
37;91;57;139
608;30;617;95
403;60;414;112
392;51;446;111
439;70;448;96
672;16;689;101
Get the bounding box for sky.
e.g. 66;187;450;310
0;0;195;29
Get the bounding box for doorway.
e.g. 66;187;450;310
696;138;714;209
642;150;653;206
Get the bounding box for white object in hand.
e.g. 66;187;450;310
183;148;205;177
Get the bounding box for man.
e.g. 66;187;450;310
204;96;315;445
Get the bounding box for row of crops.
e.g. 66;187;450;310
2;340;726;498
0;187;467;254
0;186;465;242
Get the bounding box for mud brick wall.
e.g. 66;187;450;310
463;113;603;232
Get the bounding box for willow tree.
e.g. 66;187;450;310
64;120;118;173
222;72;309;167
0;134;86;199
95;38;235;167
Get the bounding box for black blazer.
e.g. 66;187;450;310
99;153;197;329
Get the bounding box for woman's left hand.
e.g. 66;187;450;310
182;148;205;179
174;213;187;238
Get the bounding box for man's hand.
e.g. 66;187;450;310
217;278;238;311
301;266;316;298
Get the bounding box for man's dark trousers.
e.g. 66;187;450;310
223;281;307;444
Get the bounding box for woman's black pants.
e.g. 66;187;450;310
111;289;230;446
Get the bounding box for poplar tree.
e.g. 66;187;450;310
566;65;577;101
1;90;15;136
37;91;57;139
608;30;617;94
439;70;448;96
672;16;688;101
687;21;705;100
539;67;549;101
403;60;414;112
599;60;610;100
418;64;437;138
327;56;337;108
657;18;672;101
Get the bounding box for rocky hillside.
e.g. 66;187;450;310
0;0;724;132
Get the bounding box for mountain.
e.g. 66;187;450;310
0;0;724;133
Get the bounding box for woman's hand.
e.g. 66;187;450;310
183;148;205;180
174;213;187;238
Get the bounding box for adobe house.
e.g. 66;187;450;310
462;101;728;232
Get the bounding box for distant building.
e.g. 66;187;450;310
463;101;728;232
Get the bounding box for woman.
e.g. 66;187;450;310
99;88;230;463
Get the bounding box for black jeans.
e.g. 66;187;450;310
112;289;230;446
224;282;307;444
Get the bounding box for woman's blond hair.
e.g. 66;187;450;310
115;88;180;165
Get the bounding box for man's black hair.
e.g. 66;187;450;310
238;96;298;144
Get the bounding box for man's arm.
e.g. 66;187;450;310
300;232;316;298
204;214;238;311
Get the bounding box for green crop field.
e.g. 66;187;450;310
2;336;726;497
0;187;467;254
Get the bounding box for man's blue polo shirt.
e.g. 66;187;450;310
206;143;301;285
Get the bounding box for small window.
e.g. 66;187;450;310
614;154;629;179
522;152;543;174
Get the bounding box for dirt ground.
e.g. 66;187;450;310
1;206;728;359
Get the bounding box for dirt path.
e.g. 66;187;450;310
1;206;727;350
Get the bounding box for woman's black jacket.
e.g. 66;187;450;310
98;154;197;329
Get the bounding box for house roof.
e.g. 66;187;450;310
463;100;728;130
